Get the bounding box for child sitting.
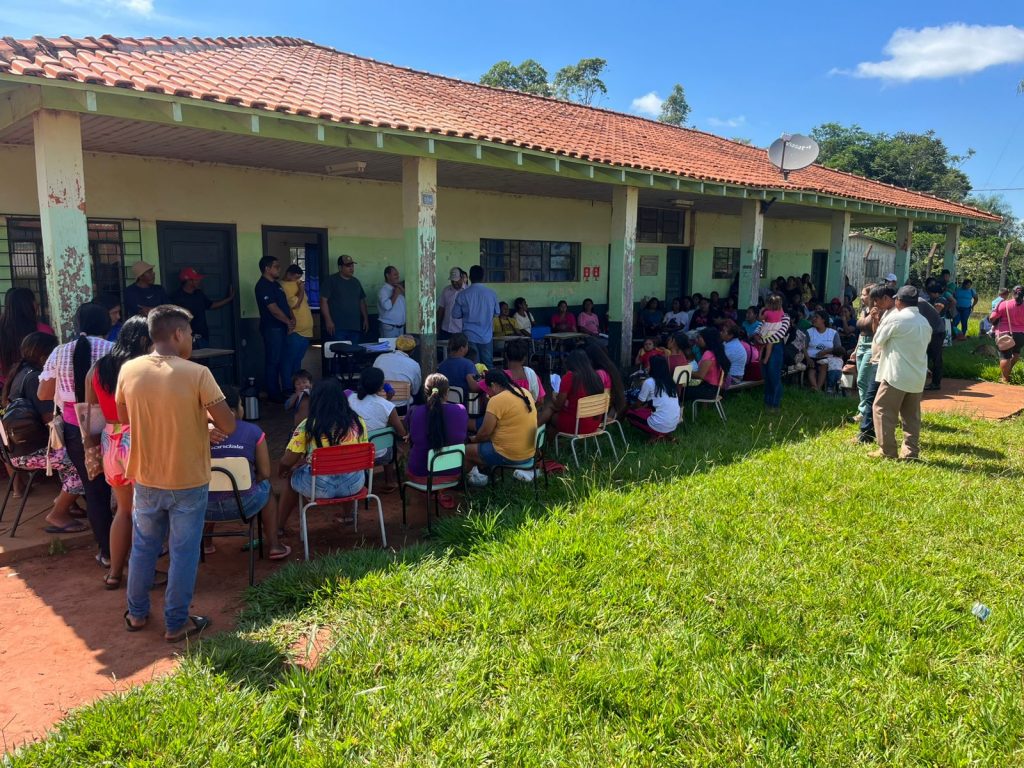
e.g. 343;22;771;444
284;369;312;425
754;295;785;364
626;356;680;440
634;337;666;372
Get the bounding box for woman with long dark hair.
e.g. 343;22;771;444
1;332;85;531
686;326;731;403
585;341;627;417
86;316;151;588
38;302;113;565
0;287;53;383
406;373;468;500
626;355;681;438
348;366;407;492
466;368;537;486
549;349;606;435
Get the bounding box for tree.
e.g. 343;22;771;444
479;59;551;97
810;123;974;202
552;58;608;105
657;84;690;126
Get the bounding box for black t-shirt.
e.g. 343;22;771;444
254;277;290;331
170;288;214;338
123;282;169;317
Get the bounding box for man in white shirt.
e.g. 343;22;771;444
377;266;406;338
373;334;422;408
438;267;465;338
720;322;748;385
869;285;931;460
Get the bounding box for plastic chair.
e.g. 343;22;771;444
367;426;403;482
555;392;615;467
0;420;42;538
205;457;264;586
602;390;627;452
400;443;466;531
446;387;463;405
298;442;385;559
385;380;413;413
494;424;548;500
691;377;726;424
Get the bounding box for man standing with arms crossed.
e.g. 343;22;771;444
452;265;500;367
119;305;236;642
321;255;368;343
377;266;406;339
255;256;294;403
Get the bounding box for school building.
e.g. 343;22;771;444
0;35;999;380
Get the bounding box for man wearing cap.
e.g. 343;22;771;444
169;267;235;348
884;273;899;290
452;265;500;367
320;255;368;344
373;335;421;409
869;285;931;460
377;266;406;338
438;267;465;339
123;261;169;318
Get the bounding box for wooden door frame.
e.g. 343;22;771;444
260;225;329;278
156;221;241;382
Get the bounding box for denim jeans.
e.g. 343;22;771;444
281;333;310;395
290;463;364;500
762;343;783;408
127;483;209;632
468;340;493;367
954;307;972;336
206;479;271;521
859;376;881;440
261;325;287;400
63;421;113;558
855;342;877;418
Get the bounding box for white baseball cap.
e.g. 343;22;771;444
884;273;898;282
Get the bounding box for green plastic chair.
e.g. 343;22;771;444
400;443;466;531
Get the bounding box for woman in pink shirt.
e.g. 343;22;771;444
990;285;1024;383
578;298;601;336
550;300;577;333
685;326;730;404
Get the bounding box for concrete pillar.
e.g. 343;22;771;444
943;223;960;278
738;200;764;306
33;110;92;339
401;156;438;373
826;211;851;301
608;185;639;367
894;219;913;285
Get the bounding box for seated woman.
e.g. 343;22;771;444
577;298;602;337
626;355;681;439
484;337;546;406
664;332;694;377
205;387;289;560
639;298;663;335
805;310;844;391
348;367;408;492
277;378;369;533
550;301;577;333
0;332;84;533
548;349;608;435
835;305;858;348
466;369;538;486
493;301;519;340
585;342;627;418
512;297;534;335
663;298;688;330
686;327;730;401
406;373;469;501
634;337;666;373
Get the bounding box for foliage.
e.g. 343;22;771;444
811;123;974;202
479;59;551;97
552;57;608;105
12;390;1024;766
657;83;690;126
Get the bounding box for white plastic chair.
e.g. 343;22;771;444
690;377;726;424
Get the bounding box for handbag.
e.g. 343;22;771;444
996;302;1016;352
74;402;105;481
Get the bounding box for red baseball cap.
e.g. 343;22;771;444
179;267;203;281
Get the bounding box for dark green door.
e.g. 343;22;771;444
665;247;691;303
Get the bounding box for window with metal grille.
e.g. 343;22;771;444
864;258;880;279
636;208;685;244
479;239;579;283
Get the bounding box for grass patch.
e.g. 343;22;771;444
10;390;1024;766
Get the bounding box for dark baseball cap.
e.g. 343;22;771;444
895;285;919;304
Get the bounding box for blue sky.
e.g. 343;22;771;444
3;0;1024;219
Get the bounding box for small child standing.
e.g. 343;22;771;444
755;295;785;363
284;369;313;426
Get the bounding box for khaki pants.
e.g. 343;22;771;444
872;381;922;459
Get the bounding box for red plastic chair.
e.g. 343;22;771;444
298;442;386;559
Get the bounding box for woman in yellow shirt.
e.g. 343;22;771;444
465;369;537;486
281;264;314;393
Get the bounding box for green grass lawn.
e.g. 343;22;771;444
11;391;1024;766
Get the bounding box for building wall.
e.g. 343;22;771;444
848;235;896;291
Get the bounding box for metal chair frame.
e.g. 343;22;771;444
691;377;727;424
554;392;616;467
0;419;42;538
400;444;466;531
205;457;264;586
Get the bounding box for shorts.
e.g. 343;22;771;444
374;446;394;466
101;424;131;488
206;478;271;521
477;440;532;468
998;332;1024;360
290;462;365;500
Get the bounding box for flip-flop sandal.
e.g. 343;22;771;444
104;571;122;590
203;542;217;555
268;544;292;561
68;507;88;519
437;492;457;510
151;570;168;588
124;610;147;632
44;520;89;534
165;615;211;643
96;553;111;568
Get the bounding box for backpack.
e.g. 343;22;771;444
1;366;48;458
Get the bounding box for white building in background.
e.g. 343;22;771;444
848;233;897;290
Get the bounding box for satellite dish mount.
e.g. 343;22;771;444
767;133;820;180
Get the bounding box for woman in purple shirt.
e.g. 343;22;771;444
405;373;469;495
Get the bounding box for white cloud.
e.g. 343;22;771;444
836;23;1024;81
707;115;745;129
630;91;663;118
57;0;156;17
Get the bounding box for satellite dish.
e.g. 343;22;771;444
767;133;819;179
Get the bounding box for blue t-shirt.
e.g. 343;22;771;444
438;355;478;390
210;420;265;501
452;283;499;344
955;287;976;309
255;276;290;331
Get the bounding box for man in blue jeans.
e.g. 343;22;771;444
254;256;294;403
117;305;236;642
452;265;500;366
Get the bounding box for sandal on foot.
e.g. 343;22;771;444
268;544;292;561
44;520;89;534
151;570;168;588
103;571;122;590
164;615;211;643
124;610;147;632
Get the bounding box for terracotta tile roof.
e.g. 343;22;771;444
0;35;998;222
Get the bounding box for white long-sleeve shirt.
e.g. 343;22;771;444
872;306;931;393
377;283;406;327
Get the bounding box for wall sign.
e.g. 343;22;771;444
639;255;659;276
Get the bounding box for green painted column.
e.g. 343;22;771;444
738;200;764;307
608;185;639;367
943;223;960;278
826;211;851;301
33;109;93;340
894;219;913;285
402;156;438;373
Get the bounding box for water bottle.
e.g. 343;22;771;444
242;377;261;421
971;601;991;622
